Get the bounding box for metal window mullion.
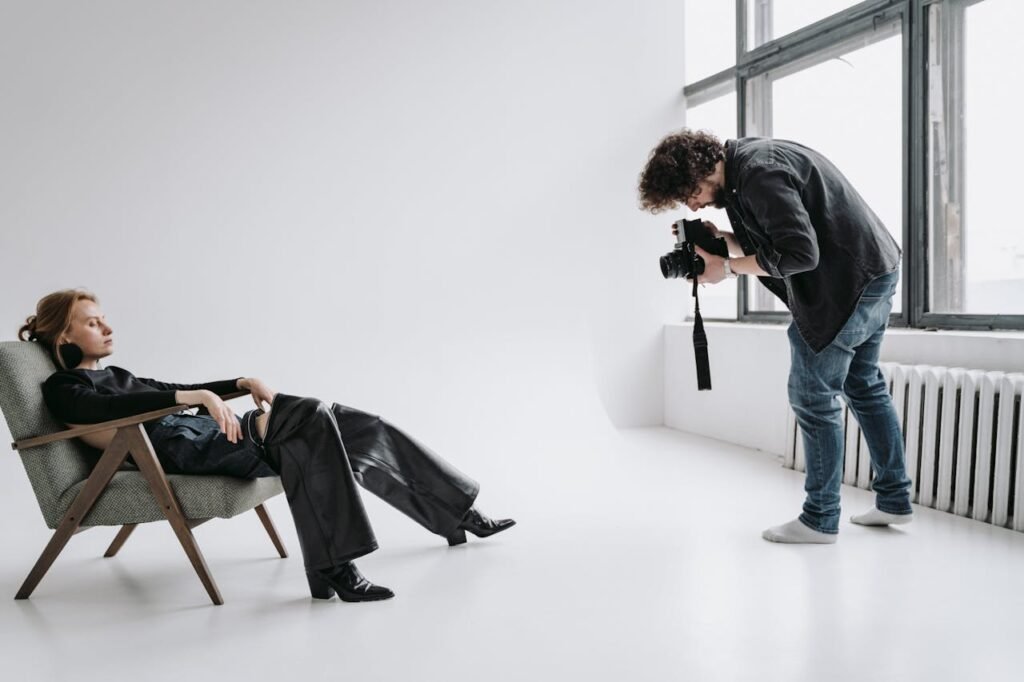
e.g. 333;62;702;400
683;68;737;106
736;0;748;61
908;0;928;327
897;1;915;328
737;0;776;318
735;64;749;319
735;1;749;321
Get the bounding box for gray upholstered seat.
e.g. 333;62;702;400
61;471;285;527
0;339;288;604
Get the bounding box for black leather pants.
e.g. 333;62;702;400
258;394;479;571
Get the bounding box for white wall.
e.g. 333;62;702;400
666;321;1024;455
0;1;694;538
0;0;688;439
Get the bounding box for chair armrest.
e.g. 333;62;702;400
11;390;251;451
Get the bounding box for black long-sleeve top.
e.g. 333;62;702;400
42;366;241;424
722;137;901;352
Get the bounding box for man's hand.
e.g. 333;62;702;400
703;220;744;257
694;245;728;285
238;377;277;412
702;220;721;238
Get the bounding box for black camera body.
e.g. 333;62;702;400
659;218;730;280
659;218;730;391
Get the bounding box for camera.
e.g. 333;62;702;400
659;218;731;280
660;218;731;391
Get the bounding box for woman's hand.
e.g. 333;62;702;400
238;377;277;412
176;389;242;443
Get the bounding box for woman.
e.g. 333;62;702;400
19;289;515;603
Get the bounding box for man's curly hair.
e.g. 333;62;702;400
638;129;725;213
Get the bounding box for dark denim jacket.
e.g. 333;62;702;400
722;137;901;352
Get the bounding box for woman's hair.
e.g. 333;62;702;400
638;128;725;213
19;289;99;368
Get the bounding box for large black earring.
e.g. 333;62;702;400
57;343;84;369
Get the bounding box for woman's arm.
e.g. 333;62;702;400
43;373;178;424
141;374;263;442
174;388;243;443
136;376;242;397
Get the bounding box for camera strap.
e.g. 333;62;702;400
691;277;712;391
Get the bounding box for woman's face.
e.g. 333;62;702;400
62;299;114;361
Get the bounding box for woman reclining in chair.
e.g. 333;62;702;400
19;288;515;603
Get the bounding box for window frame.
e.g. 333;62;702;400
682;0;1024;331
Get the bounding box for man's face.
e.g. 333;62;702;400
684;166;728;211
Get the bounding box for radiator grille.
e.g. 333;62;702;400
784;363;1024;531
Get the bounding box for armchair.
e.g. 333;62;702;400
0;341;287;605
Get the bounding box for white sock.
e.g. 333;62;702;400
850;507;914;526
761;518;837;544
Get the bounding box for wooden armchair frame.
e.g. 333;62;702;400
10;391;287;605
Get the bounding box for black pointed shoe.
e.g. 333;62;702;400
447;507;516;546
306;562;395;602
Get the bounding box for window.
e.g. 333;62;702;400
747;29;903;313
927;0;1024;316
749;0;866;45
681;0;1024;330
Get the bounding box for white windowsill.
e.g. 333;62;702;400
668;319;1024;341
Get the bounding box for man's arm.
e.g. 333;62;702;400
717;231;746;258
727;254;770;277
740;166;820;278
693;247;769;284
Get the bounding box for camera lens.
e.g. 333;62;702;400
660;251;689;279
659;254;673;278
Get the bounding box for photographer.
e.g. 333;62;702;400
638;129;913;544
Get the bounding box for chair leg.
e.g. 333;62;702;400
103;524;138;558
254;504;288;558
16;430;132;599
125;425;224;606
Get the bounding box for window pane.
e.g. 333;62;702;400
929;0;1024;315
746;32;903;313
749;0;865;46
685;0;735;84
684;90;737;319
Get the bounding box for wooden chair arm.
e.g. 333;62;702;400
11;390;251;451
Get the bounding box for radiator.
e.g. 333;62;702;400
784;362;1024;531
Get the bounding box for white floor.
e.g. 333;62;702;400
2;427;1024;682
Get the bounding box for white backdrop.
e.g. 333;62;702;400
0;1;687;516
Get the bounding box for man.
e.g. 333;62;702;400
638;129;913;543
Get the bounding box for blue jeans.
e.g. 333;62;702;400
146;412;276;479
787;270;912;533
